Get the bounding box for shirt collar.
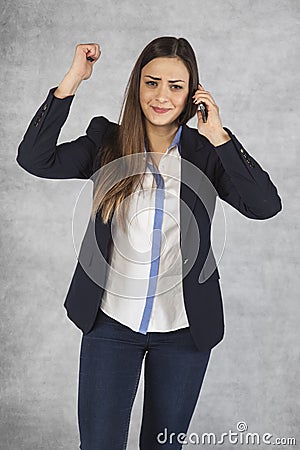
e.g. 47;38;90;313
143;125;183;156
171;125;183;153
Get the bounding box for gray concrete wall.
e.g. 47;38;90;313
1;0;299;448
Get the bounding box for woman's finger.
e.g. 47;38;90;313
95;44;101;61
194;96;216;108
193;92;217;106
86;48;96;59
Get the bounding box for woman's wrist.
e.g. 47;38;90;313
53;71;84;98
209;130;231;147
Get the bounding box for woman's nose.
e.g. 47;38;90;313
155;84;169;103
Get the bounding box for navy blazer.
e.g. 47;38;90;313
16;87;282;351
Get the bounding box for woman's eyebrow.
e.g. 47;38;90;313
144;75;186;83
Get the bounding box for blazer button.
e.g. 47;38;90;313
183;258;189;264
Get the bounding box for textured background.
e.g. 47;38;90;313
1;0;299;448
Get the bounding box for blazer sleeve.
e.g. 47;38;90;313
212;127;282;219
16;86;113;179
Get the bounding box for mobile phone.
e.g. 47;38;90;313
197;102;208;123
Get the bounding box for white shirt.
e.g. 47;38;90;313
100;126;189;333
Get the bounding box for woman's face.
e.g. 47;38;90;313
139;56;190;129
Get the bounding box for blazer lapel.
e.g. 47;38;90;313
179;124;206;247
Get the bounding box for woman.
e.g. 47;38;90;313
16;37;282;450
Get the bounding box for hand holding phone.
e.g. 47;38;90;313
194;84;229;145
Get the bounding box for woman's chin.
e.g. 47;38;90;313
144;114;179;128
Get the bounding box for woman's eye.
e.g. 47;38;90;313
145;81;183;89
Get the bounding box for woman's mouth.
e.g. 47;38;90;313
151;106;171;114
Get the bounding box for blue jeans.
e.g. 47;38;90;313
78;308;211;450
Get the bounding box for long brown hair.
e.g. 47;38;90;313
91;36;200;233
